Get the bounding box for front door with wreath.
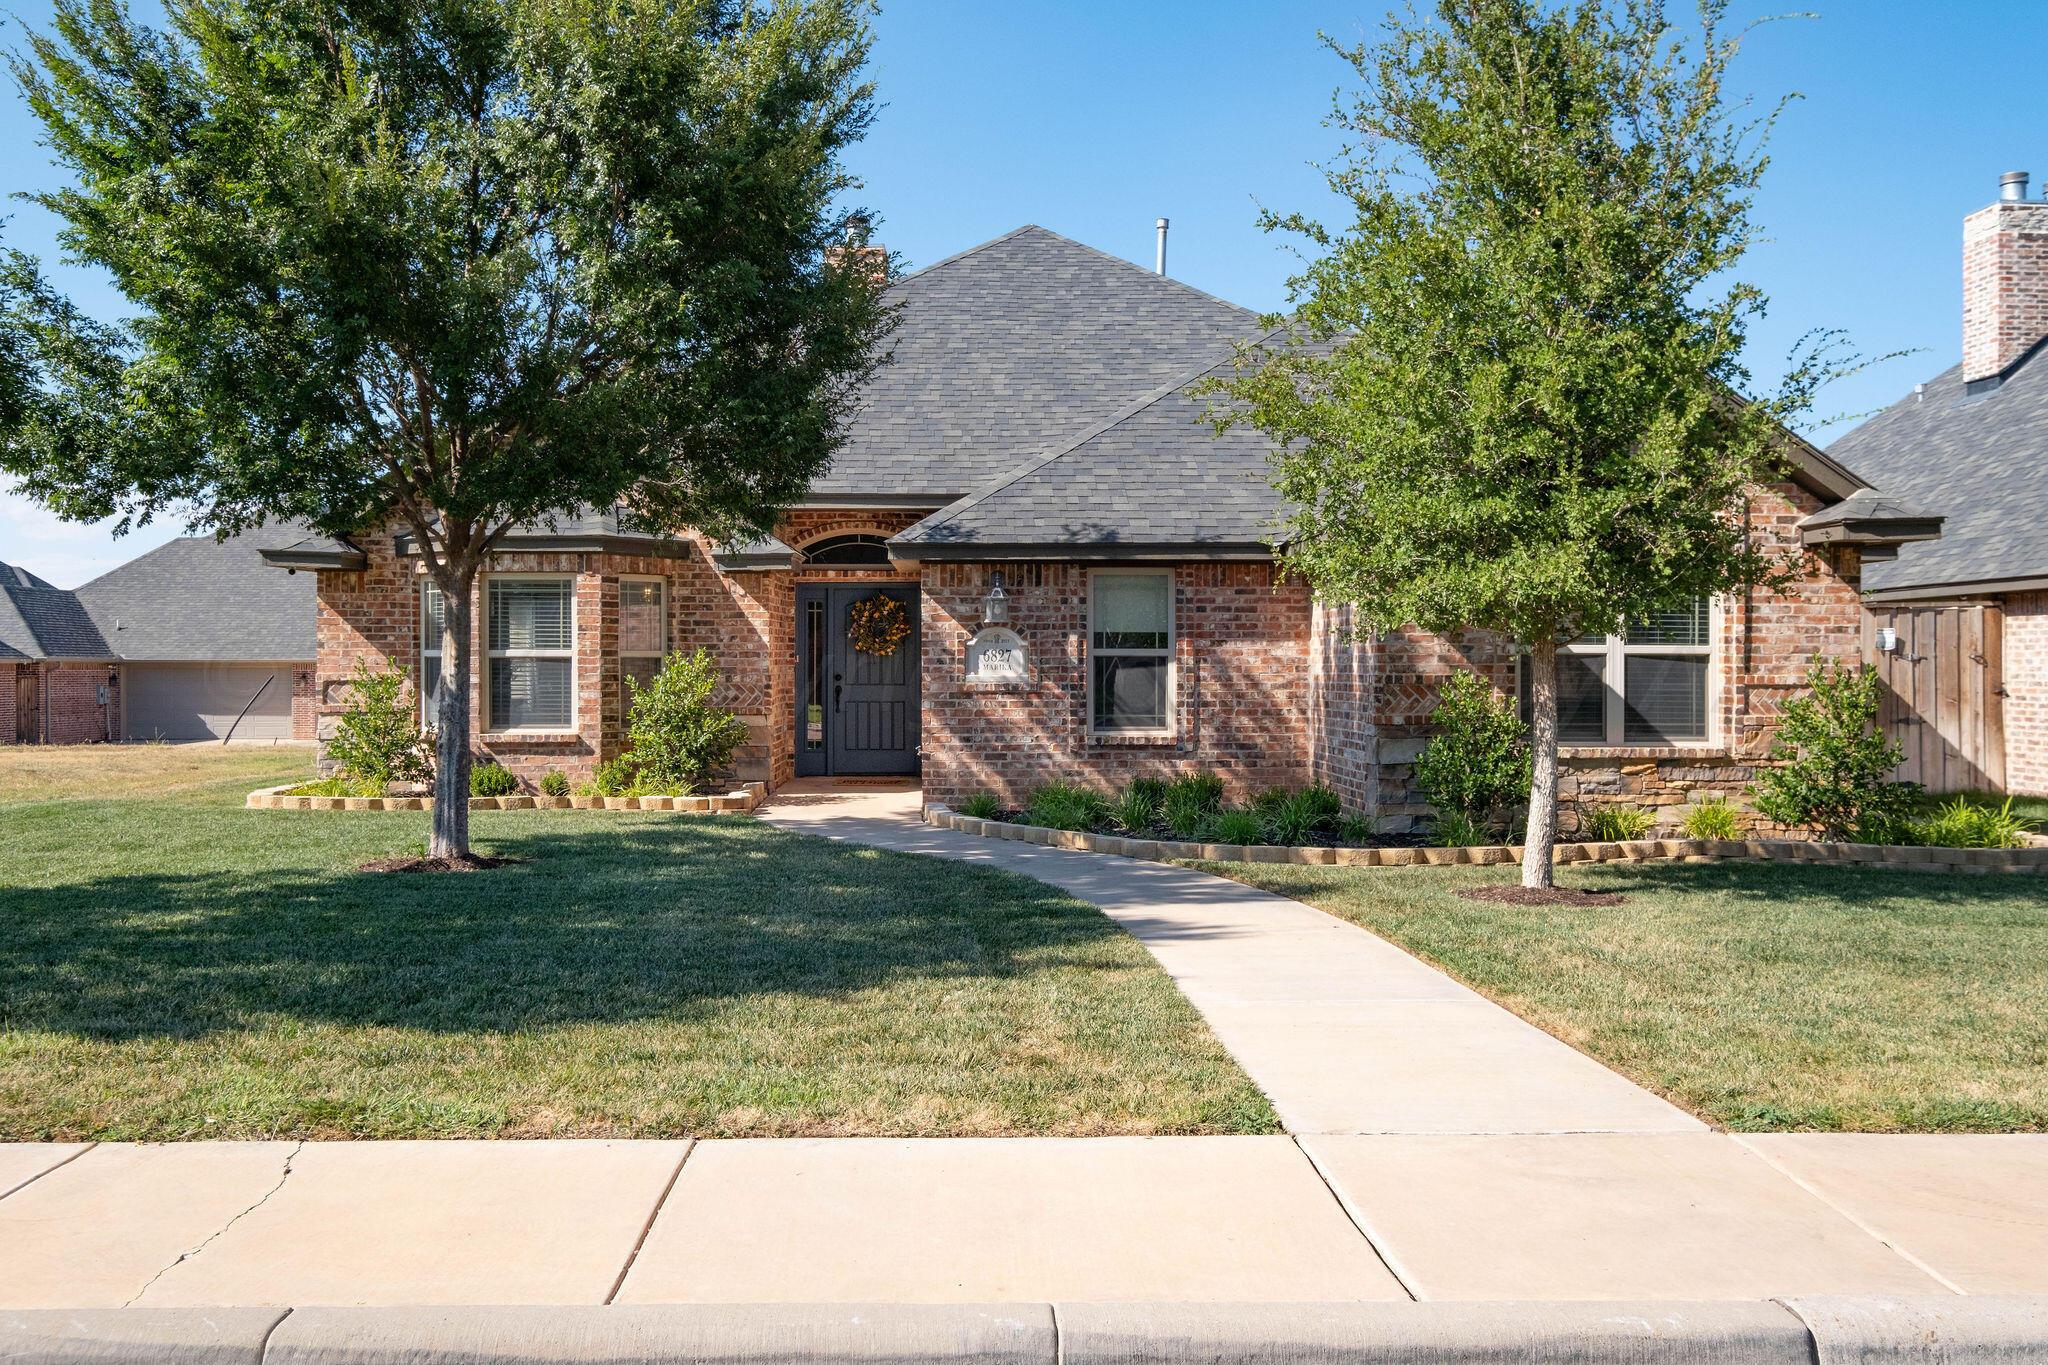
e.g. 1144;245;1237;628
793;583;920;777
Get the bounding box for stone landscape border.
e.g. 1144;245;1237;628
926;804;2048;875
248;781;767;814
5;1296;2046;1365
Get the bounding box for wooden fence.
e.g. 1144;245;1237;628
1862;603;2006;792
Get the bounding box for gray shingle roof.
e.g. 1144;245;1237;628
75;526;315;661
0;562;115;660
892;347;1288;556
818;225;1258;500
1827;356;2048;593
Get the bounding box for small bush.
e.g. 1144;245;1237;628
1430;810;1491;847
1165;772;1225;812
538;770;571;798
1251;786;1292;815
1208;808;1266;846
1751;658;1918;841
1128;776;1168;806
1300;785;1343;824
626;648;750;791
1024;781;1107;832
958;791;1002;820
1414;672;1531;825
1267;789;1330;845
1109;785;1162;833
326;657;435;787
1581;804;1655;841
583;754;642;797
1336;812;1376;845
1679;798;1741;840
469;762;518;797
1162;787;1210;841
1913;796;2037;849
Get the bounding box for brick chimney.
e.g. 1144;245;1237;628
1962;170;2048;387
824;213;887;286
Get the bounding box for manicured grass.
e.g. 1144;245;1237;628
0;742;314;804
1;775;1275;1140
1199;859;2048;1133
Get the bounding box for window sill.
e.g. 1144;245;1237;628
1089;732;1178;748
480;730;584;744
1558;744;1727;761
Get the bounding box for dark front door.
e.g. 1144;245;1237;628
794;584;919;777
16;668;38;744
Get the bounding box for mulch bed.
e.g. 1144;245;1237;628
358;854;522;874
1460;885;1629;908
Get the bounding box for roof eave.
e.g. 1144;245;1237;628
887;539;1277;563
1864;572;2048;603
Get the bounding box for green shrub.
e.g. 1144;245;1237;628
1751;658;1917;841
1336;812;1376;845
469;762;518;797
1300;785;1343;824
285;776;384;797
1414;671;1531;824
1128;776;1168;806
1208;808;1266;846
584;754;642;797
1165;772;1225;812
1430;810;1491;847
1267;789;1330;845
538;770;571;798
1581;804;1654;841
958;791;1002;820
1109;785;1162;833
1162;787;1210;841
1251;786;1292;814
1024;781;1106;832
1679;798;1741;840
326;656;434;787
625;648;750;791
1913;796;2038;849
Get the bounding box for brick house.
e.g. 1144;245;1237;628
1;530;315;745
265;224;1937;829
1825;171;2048;798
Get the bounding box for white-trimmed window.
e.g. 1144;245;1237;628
1522;598;1714;746
420;580;447;727
1089;570;1173;734
619;577;666;710
487;576;575;731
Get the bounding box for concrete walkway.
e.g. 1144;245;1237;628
761;783;1697;1136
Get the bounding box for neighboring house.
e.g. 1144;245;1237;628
1827;171;2048;797
268;224;1934;829
0;529;316;745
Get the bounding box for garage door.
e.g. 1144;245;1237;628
124;663;298;742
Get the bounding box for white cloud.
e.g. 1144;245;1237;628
0;483;190;588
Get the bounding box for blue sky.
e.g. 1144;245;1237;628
3;0;2041;584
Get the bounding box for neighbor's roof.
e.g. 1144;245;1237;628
892;346;1288;559
815;225;1259;501
0;562;115;660
75;526;315;662
1827;353;2048;595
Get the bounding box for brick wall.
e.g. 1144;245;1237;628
920;561;1313;808
1963;200;2048;384
1305;482;1868;833
0;664;16;744
41;663;115;744
2006;591;2048;796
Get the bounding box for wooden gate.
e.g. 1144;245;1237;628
1863;603;2005;791
15;667;37;744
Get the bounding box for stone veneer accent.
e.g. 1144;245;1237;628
2006;591;2048;796
918;561;1313;809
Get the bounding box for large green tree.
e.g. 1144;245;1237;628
1214;0;1828;888
5;0;890;857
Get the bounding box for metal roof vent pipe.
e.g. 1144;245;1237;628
2001;171;2030;202
1155;217;1169;275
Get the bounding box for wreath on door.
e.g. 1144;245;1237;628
847;592;911;656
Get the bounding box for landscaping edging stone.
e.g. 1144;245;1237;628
8;1297;2048;1365
247;782;767;814
925;806;2048;875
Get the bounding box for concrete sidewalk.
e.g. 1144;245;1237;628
3;1135;2046;1307
761;784;1696;1136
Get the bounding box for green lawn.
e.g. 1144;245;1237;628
1201;859;2048;1133
0;757;1274;1140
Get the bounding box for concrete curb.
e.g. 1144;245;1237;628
245;782;767;815
923;806;2048;876
7;1299;2048;1365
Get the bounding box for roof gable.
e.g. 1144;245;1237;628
0;564;114;660
76;526;316;661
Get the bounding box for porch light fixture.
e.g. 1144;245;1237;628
982;571;1010;626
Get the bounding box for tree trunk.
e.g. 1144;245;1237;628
1521;638;1559;890
430;571;475;860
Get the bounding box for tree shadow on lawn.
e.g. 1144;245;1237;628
1562;858;2048;914
0;820;1133;1042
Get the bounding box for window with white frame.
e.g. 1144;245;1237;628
1089;571;1172;733
487;576;575;731
619;578;666;710
1521;598;1713;745
420;580;447;727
